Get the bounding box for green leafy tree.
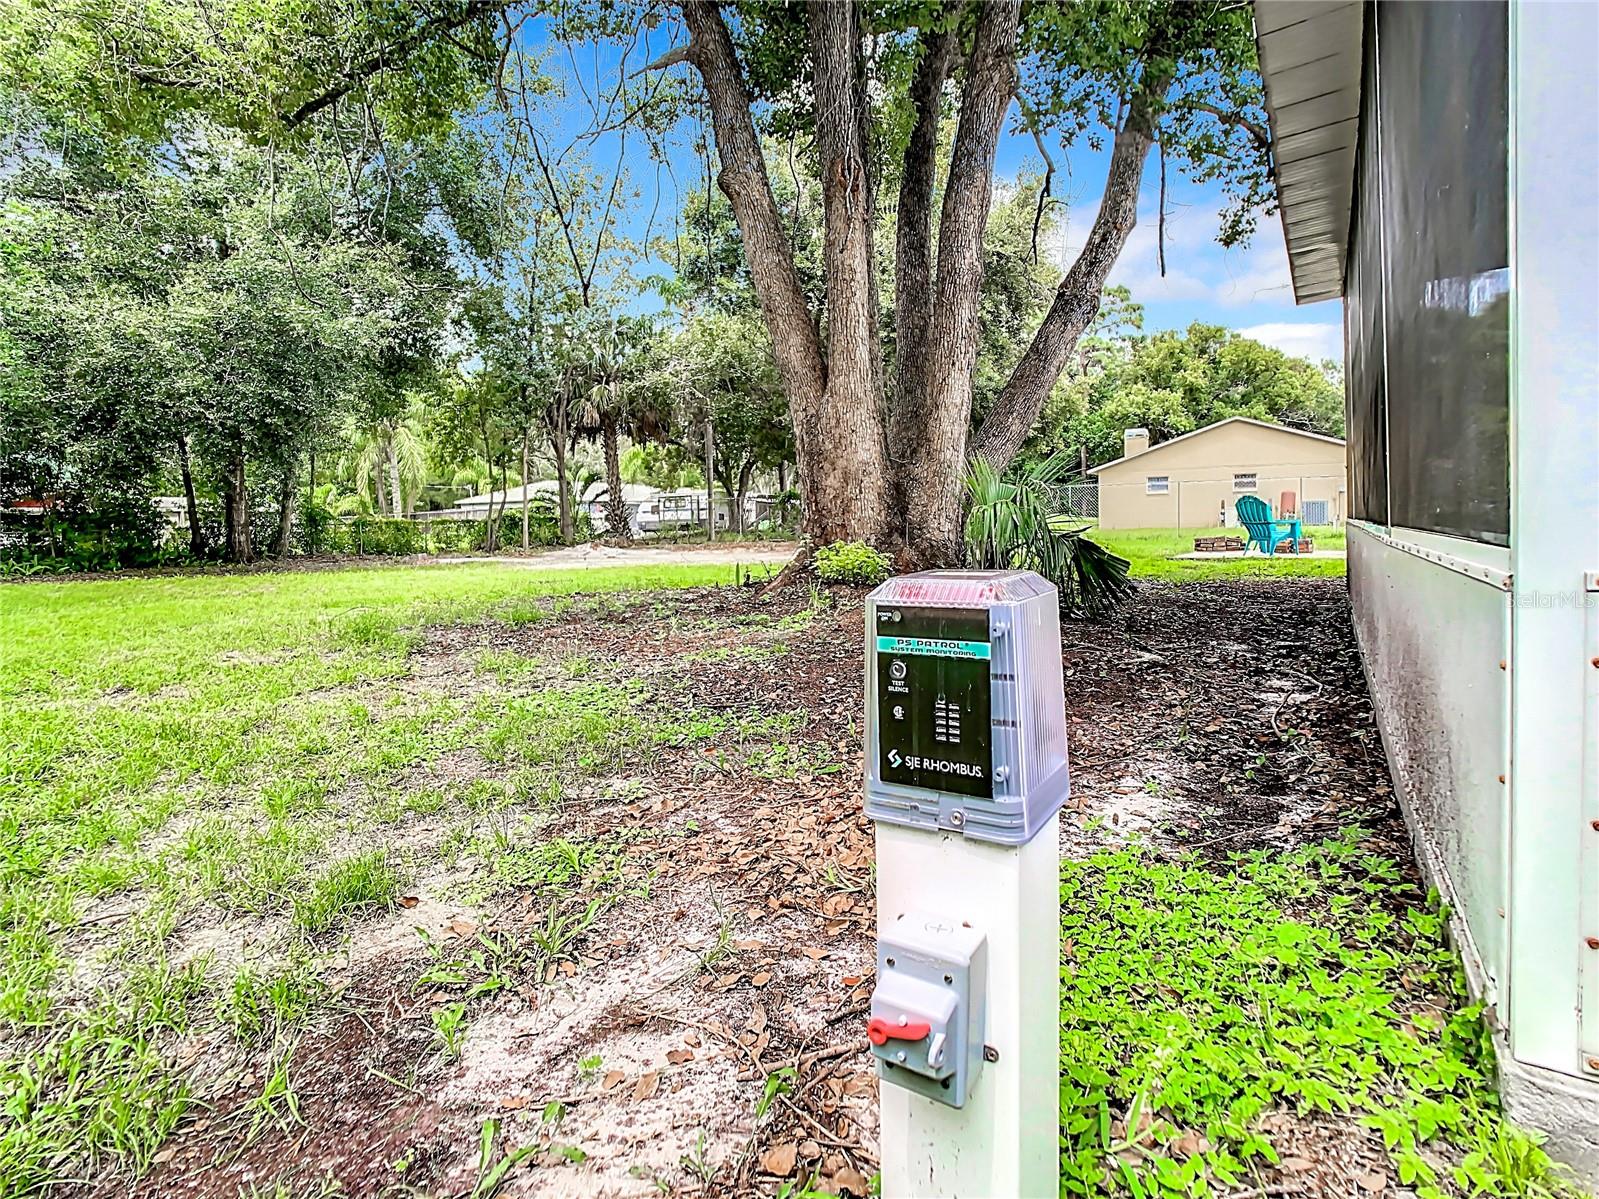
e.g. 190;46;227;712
0;94;484;563
2;0;498;142
1036;321;1344;467
643;310;793;536
428;367;523;552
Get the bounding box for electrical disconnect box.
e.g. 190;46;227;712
864;570;1070;845
869;911;988;1108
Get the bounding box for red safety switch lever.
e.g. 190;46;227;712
867;1016;931;1046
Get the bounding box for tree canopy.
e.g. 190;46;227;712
1034;323;1344;468
0;0;1297;570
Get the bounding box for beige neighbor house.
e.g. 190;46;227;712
1090;417;1346;530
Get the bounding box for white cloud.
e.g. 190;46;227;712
1053;198;1297;309
1236;321;1343;364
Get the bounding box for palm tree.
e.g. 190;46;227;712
964;452;1135;618
350;407;427;517
572;315;654;542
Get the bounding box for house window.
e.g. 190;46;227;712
1233;473;1258;492
1145;476;1169;495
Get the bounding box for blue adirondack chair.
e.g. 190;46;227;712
1235;494;1303;555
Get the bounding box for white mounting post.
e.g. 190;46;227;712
875;820;1061;1198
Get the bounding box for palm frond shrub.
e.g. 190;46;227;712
963;453;1134;618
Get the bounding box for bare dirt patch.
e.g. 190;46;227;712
114;577;1419;1199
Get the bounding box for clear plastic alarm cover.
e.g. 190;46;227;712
868;570;1055;610
866;569;1069;845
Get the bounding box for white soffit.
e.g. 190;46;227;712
1254;1;1364;304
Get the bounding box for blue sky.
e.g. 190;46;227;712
1001;131;1345;366
526;27;1345;367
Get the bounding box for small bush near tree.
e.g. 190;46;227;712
812;541;892;587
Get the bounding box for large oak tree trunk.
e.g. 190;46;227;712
680;0;889;552
889;26;958;458
896;1;1020;565
807;1;893;546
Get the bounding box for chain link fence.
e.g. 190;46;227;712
1054;482;1099;520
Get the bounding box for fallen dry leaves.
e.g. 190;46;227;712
759;1142;798;1177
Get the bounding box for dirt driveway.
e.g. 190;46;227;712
120;577;1426;1199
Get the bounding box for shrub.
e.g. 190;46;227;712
0;488;167;571
964;453;1134;618
812;540;892;587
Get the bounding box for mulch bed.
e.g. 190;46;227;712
116;576;1419;1199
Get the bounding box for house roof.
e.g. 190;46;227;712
461;480;661;506
1088;417;1347;475
459;482;559;506
590;483;661;504
1253;1;1364;304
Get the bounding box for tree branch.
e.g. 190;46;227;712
281;0;506;129
969;63;1176;471
676;1;824;406
638;44;695;74
1017;96;1056;264
1178;100;1272;156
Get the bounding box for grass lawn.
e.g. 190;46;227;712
0;560;1576;1198
0;561;750;1190
1091;525;1347;582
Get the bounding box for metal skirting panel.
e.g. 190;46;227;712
1349;523;1509;1013
1583;586;1599;1073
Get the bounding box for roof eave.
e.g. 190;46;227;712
1089;416;1348;474
1253;1;1365;305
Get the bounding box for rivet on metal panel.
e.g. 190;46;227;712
1591;820;1599;832
1498;775;1506;785
948;810;966;829
983;1045;999;1063
1499;660;1507;671
1588;1057;1599;1072
1591;657;1599;669
1588;937;1599;950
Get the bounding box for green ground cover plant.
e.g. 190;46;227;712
1090;526;1346;582
1059;833;1576;1198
